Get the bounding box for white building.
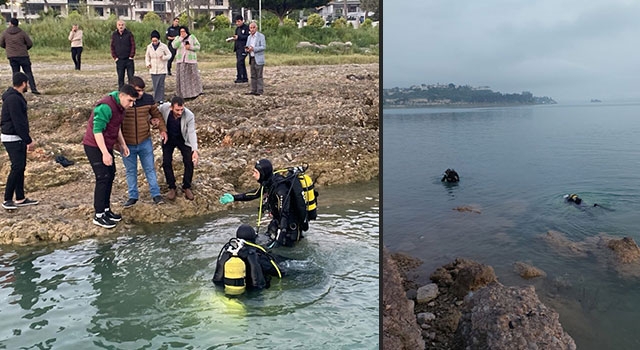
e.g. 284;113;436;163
1;0;233;22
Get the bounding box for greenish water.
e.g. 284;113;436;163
0;182;379;349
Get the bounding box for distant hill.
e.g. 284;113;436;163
383;83;556;107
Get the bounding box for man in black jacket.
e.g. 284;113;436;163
219;159;308;247
110;20;135;89
232;15;249;83
1;72;38;210
165;17;180;76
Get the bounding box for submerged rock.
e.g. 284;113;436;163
514;261;547;279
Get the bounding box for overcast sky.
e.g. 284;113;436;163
383;1;640;103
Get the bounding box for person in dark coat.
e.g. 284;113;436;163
110;20;136;89
165;17;180;76
1;72;38;210
0;18;39;94
231;15;249;83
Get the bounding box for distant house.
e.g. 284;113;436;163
1;0;234;22
317;0;367;21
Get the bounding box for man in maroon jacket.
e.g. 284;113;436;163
82;84;138;228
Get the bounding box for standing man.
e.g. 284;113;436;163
158;96;199;201
1;72;38;210
232;15;249;83
68;24;83;70
245;22;266;96
110;20;136;89
82;84;138;228
0;19;39;95
121;76;168;208
165;17;180;76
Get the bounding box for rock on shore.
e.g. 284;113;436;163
0;63;379;245
383;250;576;350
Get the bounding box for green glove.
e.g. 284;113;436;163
219;193;234;204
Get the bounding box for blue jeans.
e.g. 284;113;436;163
122;137;161;199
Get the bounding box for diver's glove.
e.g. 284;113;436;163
219;193;234;204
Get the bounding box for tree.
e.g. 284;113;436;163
230;0;329;25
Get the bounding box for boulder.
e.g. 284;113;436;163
456;284;576;350
514;261;546;279
416;283;439;304
383;247;425;350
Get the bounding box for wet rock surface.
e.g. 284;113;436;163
382;248;424;350
0;63;379;245
383;251;576;350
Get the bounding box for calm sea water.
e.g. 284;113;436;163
383;103;640;350
0;182;379;349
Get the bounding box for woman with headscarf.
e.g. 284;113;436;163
145;30;172;103
171;26;203;99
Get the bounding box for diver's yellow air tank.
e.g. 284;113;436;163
299;173;317;220
224;256;246;296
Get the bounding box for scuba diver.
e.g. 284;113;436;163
212;224;283;296
441;168;460;183
219;159;312;248
564;194;584;205
564;193;611;210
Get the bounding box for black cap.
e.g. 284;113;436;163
150;30;160;39
255;159;273;183
10;18;18;26
234;15;243;21
236;224;257;242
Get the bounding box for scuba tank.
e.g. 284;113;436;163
297;171;317;220
275;163;319;222
223;238;246;296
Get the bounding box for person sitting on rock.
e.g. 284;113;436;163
441;168;460;183
212;224;282;295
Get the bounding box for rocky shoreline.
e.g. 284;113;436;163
383;247;577;350
0;62;378;245
383;232;640;349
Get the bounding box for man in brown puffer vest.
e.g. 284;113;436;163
120;76;168;207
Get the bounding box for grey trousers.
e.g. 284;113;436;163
249;57;264;94
151;74;166;103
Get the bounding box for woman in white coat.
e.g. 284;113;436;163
145;30;172;103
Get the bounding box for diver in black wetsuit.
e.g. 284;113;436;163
441;168;460;183
564;193;611;210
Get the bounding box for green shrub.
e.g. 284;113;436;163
307;14;324;28
262;15;281;31
21;11;378;57
142;12;162;24
361;18;373;28
331;17;347;29
212;14;230;30
283;17;296;28
193;13;212;29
